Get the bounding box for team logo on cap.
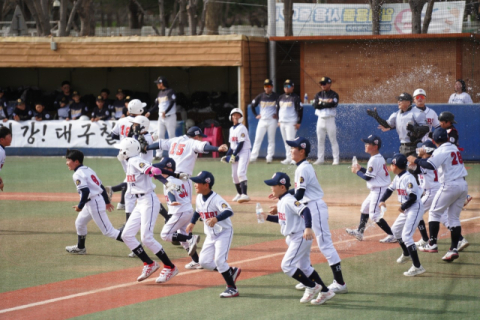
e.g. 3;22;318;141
75;180;81;186
166;162;172;168
17;99;22;103
300;177;304;183
205;177;211;183
368;167;373;172
321;77;325;81
221;203;228;209
139;163;145;168
195;130;200;135
294;201;301;207
407;183;413;189
279;178;286;185
374;140;378;145
392;159;397;164
300;142;306;149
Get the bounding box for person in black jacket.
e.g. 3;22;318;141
12;99;33;121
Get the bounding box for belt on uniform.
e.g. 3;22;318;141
134;193;145;198
400;142;415;146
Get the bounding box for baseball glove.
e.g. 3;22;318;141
137;135;148;154
366;108;391;129
406;124;429;143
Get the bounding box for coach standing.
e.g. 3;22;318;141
146;76;177;157
313;77;340;165
249;79;279;164
277;79;303;165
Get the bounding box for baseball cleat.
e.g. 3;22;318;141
105;186;113;202
266;159;273;164
220;286;239;298
419;243;438;253
232;194;241;202
280;159;291;165
403;265;426;277
187;235;200;256
463;195;472;207
313;159;325;165
327;280;348;294
332;161;339;165
346;228;363;241
379;235;397;243
65;245;86;255
457;238;469;251
156;266;179;283
397;254;410;264
295;282;306;290
137;261;160;282
442;249;459;262
237;194;251;203
232;267;242;284
128;251;138;258
171;240;181;246
415;239;428;248
249;157;257;162
300;283;322;303
311;290;335;305
117;203;125;210
185;261;203;269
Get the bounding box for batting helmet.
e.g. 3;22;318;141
438;111;457;124
229;108;243;123
130;115;150;132
128;99;146;115
114;137;141;161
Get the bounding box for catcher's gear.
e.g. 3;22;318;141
114;138;141;161
438;111;457;124
128;99;146;115
406;123;429;143
366;108;391;129
229;108;244;123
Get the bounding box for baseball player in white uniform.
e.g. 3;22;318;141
156;157;201;269
262;172;335;305
115;138;179;283
347;135;396;243
65;149;123;255
412;89;439;142
379;153;426;277
313;77;340;165
367;92;428;156
284;137;347;294
448;79;473;104
277;79;303;165
186;171;242;298
249;79;279;163
407;128;469;262
222;108;251;203
0;126;12;191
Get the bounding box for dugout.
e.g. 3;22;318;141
0;35;268;128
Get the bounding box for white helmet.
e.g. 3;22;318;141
128;99;146;115
413;88;426;98
130;115;150;132
229;108;243;123
114;137;141;161
79;115;90;121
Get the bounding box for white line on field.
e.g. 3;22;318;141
1;216;479;314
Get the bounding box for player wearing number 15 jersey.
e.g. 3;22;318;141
408;128;468;262
65;149;123;255
347;135;395;243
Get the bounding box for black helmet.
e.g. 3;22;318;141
438;111;457;124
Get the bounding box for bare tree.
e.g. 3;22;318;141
205;0;222;35
409;0;428;34
159;0;166;35
132;0;160;35
187;0;198;35
368;0;386;35
76;0;95;36
21;0;51;36
422;0;435;33
178;0;186;35
283;0;293;36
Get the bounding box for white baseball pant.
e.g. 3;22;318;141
157;114;177;157
391;202;423;247
199;227;233;273
75;194;120;239
160;209;194;250
316;116;339;163
308;199;341;266
360;187;387;222
231;151;251;183
428;180;468;228
122;192;163;254
281;231;315;277
250;119;277;162
279;122;297;161
120;159;136;212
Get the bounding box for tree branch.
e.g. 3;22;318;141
132;0;160;35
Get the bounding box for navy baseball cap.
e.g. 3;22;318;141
154;76;168;86
186;126;207;138
264;172;291;189
432;127;448;143
417;140;436;154
319;77;332;85
190;171;215;187
264;79;273;86
157;157;176;173
386;154;408;169
96;95;105;102
397;92;413;102
286;137;311;156
361;134;382;149
284;79;294;87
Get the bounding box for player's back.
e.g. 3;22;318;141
429;143;467;183
164;176;192;214
111;116;135;140
73;166;103;196
295;160;324;201
365;154;390;189
167;135;207;175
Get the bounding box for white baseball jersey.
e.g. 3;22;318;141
416;106;439;142
295;160;324;201
364;154;391;189
72;166;104;198
0;145;5;171
388;172;422;204
278;96;300;123
163;176;192;214
448;92;473;104
251;92;278;120
427;143;468;183
195;192;233;236
125;156;156;195
277;193;307;236
386;107;426;143
110;116;135;140
157;89;176;116
157;135;208;175
140;133;154;163
229;123;251;154
418;167;440;191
